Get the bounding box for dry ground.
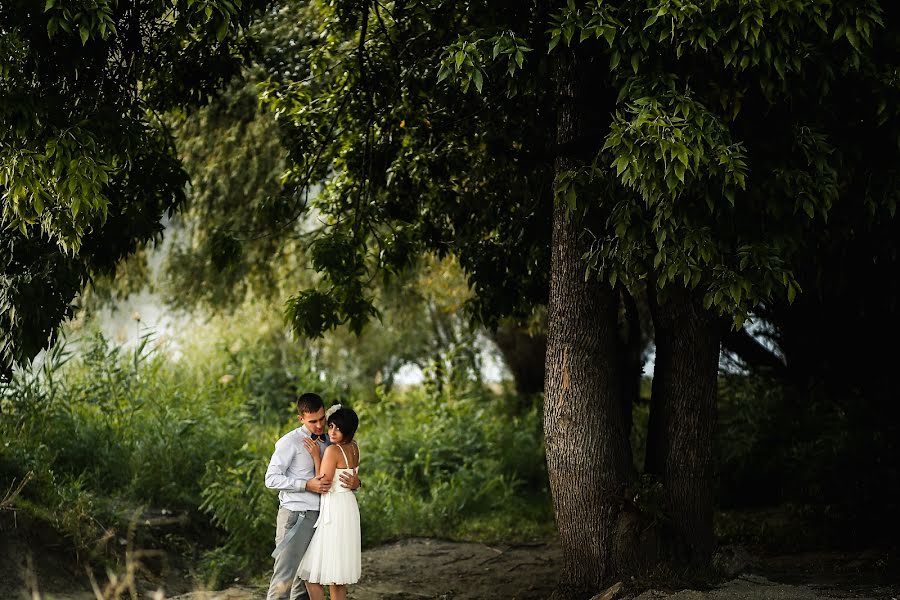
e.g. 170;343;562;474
3;536;898;600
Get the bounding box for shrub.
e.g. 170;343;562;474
354;386;552;546
1;318;553;587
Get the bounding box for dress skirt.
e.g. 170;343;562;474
296;480;361;585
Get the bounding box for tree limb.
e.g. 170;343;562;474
721;327;788;378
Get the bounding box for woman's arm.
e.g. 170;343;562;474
317;446;340;482
302;438;323;476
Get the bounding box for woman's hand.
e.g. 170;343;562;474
303;437;320;459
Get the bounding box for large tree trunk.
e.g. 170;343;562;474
544;190;630;594
544;47;634;596
647;286;721;565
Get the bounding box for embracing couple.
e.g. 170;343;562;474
264;392;362;600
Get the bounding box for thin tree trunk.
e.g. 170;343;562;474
544;47;632;596
491;322;547;400
648;286;721;565
618;286;643;473
644;318;669;477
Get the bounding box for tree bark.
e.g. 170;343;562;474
544;47;633;595
647;286;721;565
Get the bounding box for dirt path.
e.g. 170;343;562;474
168;539;898;600
350;538;560;599
5;538;898;600
163;538;559;600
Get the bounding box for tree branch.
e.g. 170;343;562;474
721;327;788;378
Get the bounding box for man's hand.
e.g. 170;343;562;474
339;471;360;491
305;475;331;494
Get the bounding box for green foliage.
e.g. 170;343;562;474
0;310;322;564
550;0;890;323
1;307;551;582
605;90;748;201
312;255;485;398
0;0;271;378
715;372;900;545
257;0;554;336
355;387;551;546
438;32;532;95
161;72;294;312
199;437;279;585
246;0;897;346
1;0;267;250
548;0;621;52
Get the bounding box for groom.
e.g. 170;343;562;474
264;392;360;600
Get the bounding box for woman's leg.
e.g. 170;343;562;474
304;582;325;600
329;584;347;600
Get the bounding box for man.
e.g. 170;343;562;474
264;392;360;600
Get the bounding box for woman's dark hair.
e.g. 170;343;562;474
328;407;359;441
296;392;324;415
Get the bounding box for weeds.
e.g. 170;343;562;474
0;324;552;591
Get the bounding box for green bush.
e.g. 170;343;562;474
199;435;280;586
354;386;552;546
0;318;553;587
0;321;323;570
715;371;900;547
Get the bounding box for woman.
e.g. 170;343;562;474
297;405;361;600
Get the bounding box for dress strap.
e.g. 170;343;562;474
336;443;350;468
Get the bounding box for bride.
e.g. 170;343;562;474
297;405;361;600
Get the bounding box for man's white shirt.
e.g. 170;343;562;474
264;427;326;512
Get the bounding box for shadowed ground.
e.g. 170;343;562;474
3;537;897;600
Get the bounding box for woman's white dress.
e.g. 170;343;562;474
297;445;361;585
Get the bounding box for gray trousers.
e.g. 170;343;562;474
266;507;319;600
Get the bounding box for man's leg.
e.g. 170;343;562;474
266;507;320;600
267;508;308;600
287;510;318;600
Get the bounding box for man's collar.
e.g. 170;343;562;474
299;425;325;441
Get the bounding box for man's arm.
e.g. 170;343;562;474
264;442;307;492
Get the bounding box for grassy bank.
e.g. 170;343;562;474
0;327;552;588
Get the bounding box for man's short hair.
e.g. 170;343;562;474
296;392;324;415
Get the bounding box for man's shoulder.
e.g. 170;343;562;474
274;427;305;448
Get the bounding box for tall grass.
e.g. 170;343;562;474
355;387;551;545
0;319;552;589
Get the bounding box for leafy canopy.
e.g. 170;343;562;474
258;0;897;336
0;0;270;377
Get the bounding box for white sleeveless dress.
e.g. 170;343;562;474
296;444;361;585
